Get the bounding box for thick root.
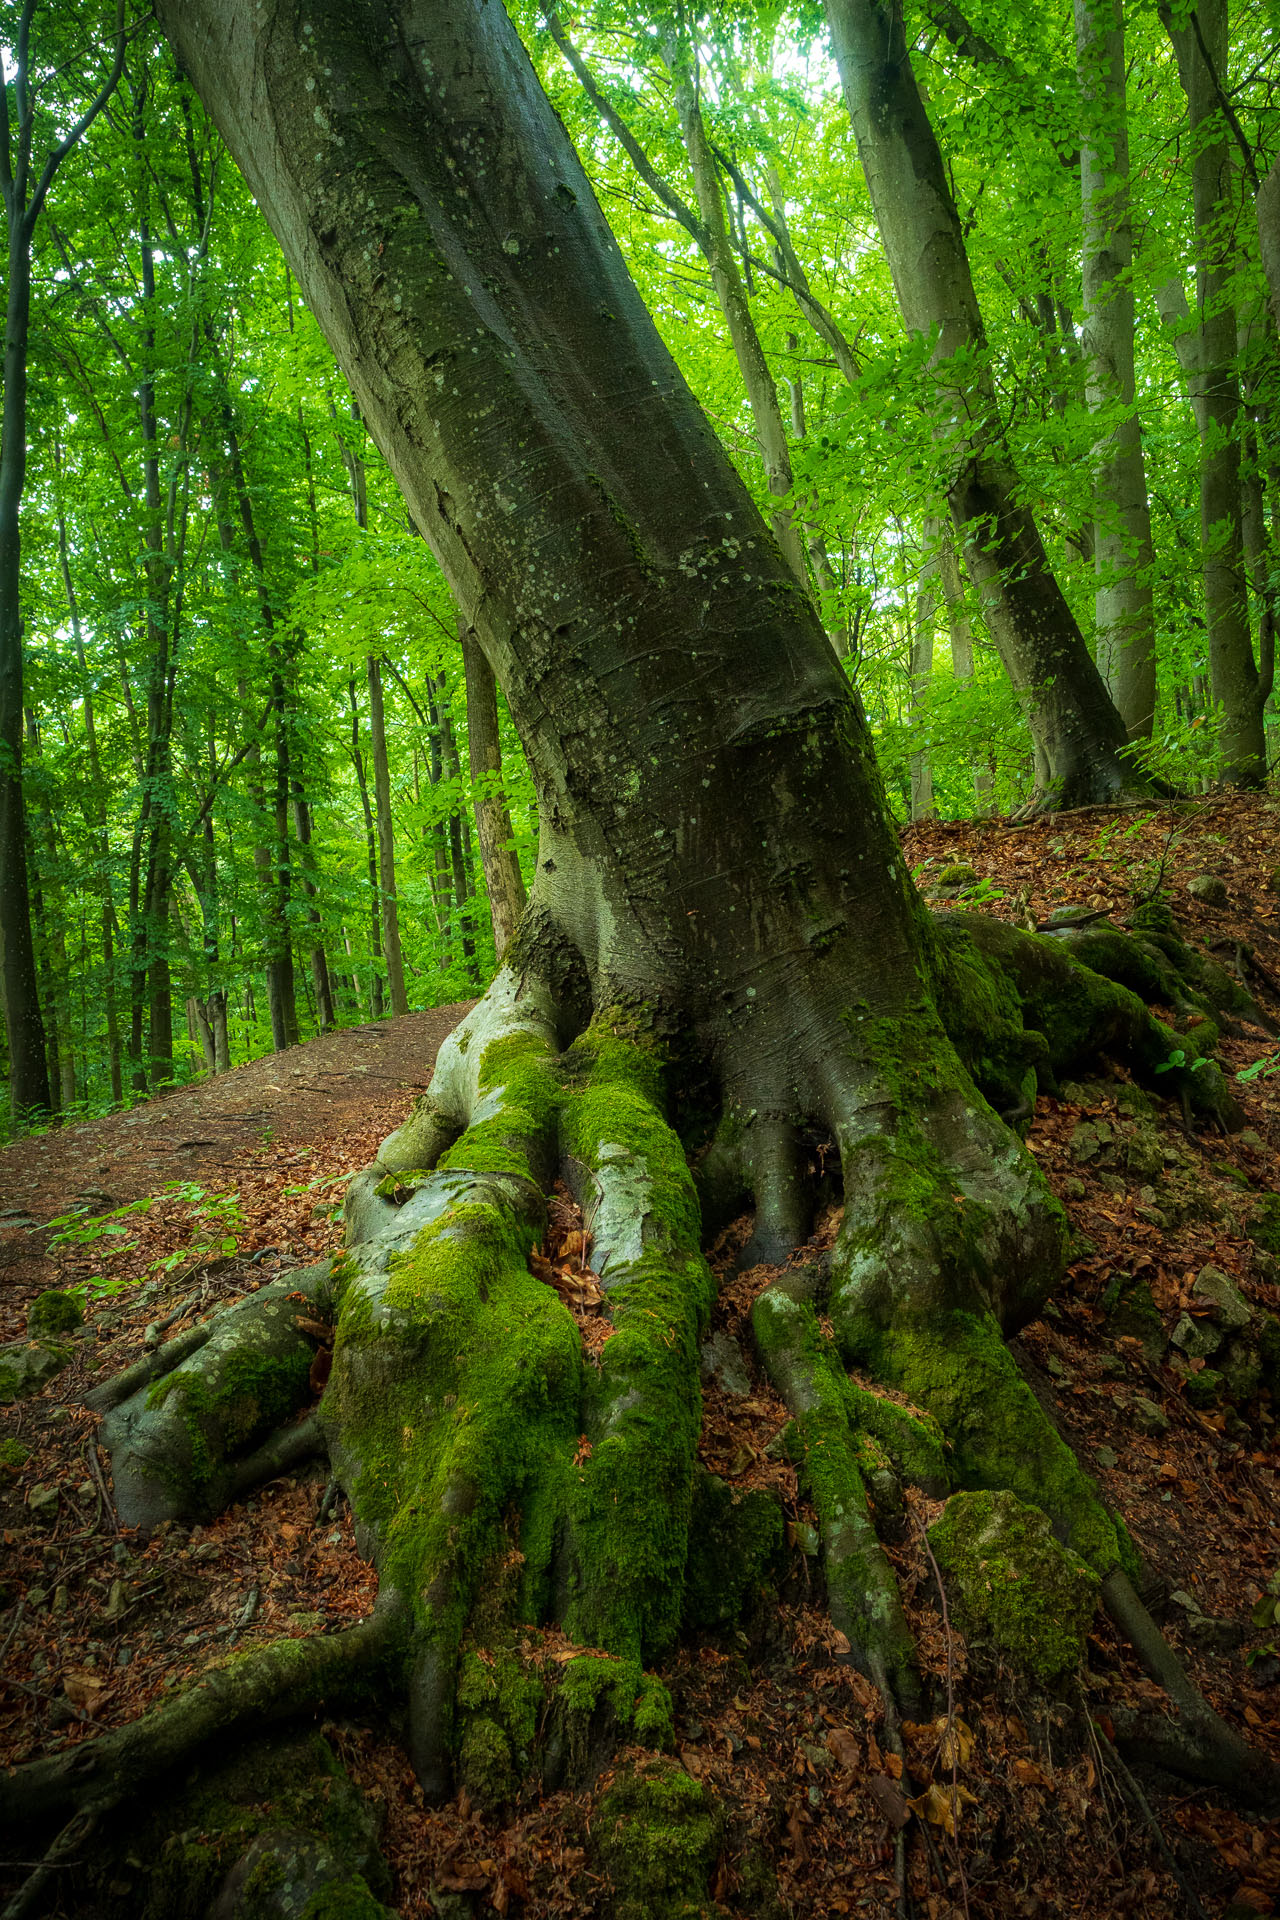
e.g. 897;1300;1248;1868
100;1259;336;1529
0;1595;404;1828
751;1265;920;1714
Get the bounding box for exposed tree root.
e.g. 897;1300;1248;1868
0;1594;405;1828
29;907;1271;1851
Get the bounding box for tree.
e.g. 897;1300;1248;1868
0;0;126;1119
1073;0;1158;741
823;0;1146;808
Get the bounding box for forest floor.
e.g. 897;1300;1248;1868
3;800;1280;1919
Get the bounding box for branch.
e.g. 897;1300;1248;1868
26;0;133;230
709;144;861;379
921;0;1014;71
542;8;707;249
1188;6;1260;193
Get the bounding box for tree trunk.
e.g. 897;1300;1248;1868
0;209;51;1118
1073;0;1157;741
938;530;995;813
367;655;409;1018
1161;0;1266;786
658;30;809;589
119;0;1274;1840
292;786;336;1032
823;0;1142;807
908;522;939;822
348;679;384;1020
461;626;527;958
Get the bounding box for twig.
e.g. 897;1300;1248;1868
1097;1727;1212;1920
915;1514;972;1920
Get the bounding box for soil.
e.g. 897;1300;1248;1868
3;802;1280;1919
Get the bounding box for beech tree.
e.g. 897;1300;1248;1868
5;0;1275;1885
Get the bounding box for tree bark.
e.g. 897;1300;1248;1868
460;626;527;958
1161;0;1266;786
823;0;1142;806
367;654;409;1017
112;0;1277;1828
1073;0;1157;741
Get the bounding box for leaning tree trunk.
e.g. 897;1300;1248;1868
1073;0;1157;741
49;0;1267;1852
824;0;1144;808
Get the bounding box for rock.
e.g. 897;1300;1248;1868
1192;1266;1251;1329
1069;1120;1112;1165
1062;1176;1086;1200
1115;1083;1157;1119
1043;906;1097;929
0;1338;72;1404
699;1329;752;1398
1246;1194;1280;1258
1121;1125;1165;1181
934;862;978;890
1184;1367;1224;1409
1171;1312;1222;1361
1101;1273;1164;1354
927;1489;1100;1686
1093;1446;1118;1470
1130;1396;1170;1436
1237;1129;1267;1155
1217;1336;1263;1403
26;1289;83;1339
1187;873;1228;907
26;1484;59;1519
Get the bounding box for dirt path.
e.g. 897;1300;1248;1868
0;1004;473;1225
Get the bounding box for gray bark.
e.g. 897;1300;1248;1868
460;628;526;959
823;0;1141;806
1161;0;1267;785
1073;0;1157;740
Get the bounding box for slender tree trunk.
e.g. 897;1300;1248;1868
908;523;940;821
823;0;1141;806
292;787;336;1031
1073;0;1157;740
367;655;409;1016
659;31;809;588
0;211;50;1116
1161;0;1266;785
460;627;526;956
938;530;995;813
348;678;384;1020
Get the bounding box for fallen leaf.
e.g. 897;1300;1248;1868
868;1773;911;1831
826;1727;860;1770
62;1671;106;1714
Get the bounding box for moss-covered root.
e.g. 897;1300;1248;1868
344;964;564;1246
1104;1571;1280;1807
324;1011;580;1801
0;1594;405;1830
99;1260;335;1531
938;910;1239;1123
845;1310;1130;1579
752;1271;919;1713
557;1019;714;1725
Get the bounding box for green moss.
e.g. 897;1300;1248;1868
842;1377;949;1494
1247;1195;1280;1257
682;1471;783;1629
593;1758;722;1920
0;1435;30;1471
850;1310;1131;1579
928;1488;1100;1685
144;1344;315;1494
557;1019;713;1666
299;1877;389;1920
26;1289;83;1337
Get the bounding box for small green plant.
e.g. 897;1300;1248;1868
1237;1050;1280;1084
1154;1048;1210;1076
960;876;1006;908
46;1196;152;1255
